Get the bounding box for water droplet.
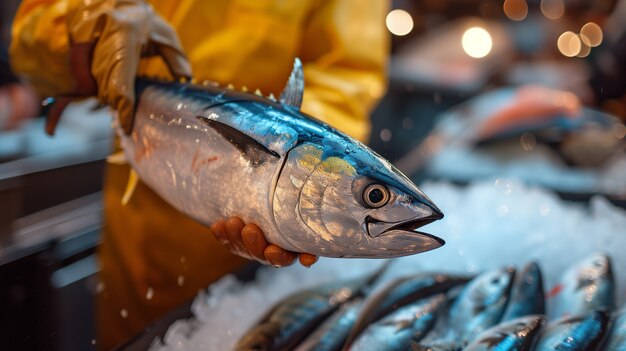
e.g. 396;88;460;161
539;203;551;216
120;309;128;318
96;282;105;294
91;339;96;345
180;256;187;264
177;276;185;286
146;288;154;300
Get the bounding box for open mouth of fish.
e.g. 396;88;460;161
365;213;445;247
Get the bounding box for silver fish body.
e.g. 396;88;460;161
550;253;614;320
535;311;610;351
501;262;545;322
464;315;545;351
344;273;471;348
446;268;515;344
235;276;374;351
409;341;461;351
119;59;444;258
295;300;362;351
350;294;447;351
605;308;626;351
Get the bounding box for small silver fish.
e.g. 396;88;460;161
295;300;362;351
501;262;545;322
350;294;447;351
604;307;626;351
549;253;615;320
446;268;515;343
343;273;470;348
409;340;461;351
535;311;610;351
235;279;367;351
120;58;445;258
464;315;545;351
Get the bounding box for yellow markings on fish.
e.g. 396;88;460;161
317;157;356;180
122;169;139;205
296;145;323;171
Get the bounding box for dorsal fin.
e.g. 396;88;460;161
196;116;280;165
279;58;304;109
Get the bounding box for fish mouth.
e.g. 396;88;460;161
365;213;445;249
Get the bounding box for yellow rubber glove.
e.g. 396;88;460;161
65;0;191;134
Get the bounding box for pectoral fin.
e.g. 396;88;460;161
196;116;280;164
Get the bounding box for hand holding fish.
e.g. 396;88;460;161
210;217;318;267
45;0;192;135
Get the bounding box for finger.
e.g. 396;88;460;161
210;220;229;245
210;220;243;255
45;97;73;136
150;16;192;79
91;21;141;135
225;217;246;254
69;42;98;95
241;223;269;263
298;253;318;267
264;245;297;267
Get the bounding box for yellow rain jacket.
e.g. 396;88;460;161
11;0;388;349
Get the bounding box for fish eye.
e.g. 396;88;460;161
362;184;390;208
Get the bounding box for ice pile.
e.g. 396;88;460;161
151;179;626;351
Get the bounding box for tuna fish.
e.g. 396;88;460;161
535;311;610;351
343;273;471;348
349;294;447;351
604;307;626;351
445;268;515;344
294;301;362;351
464;315;545;351
118;58;444;258
549;253;614;319
235;268;383;351
501;262;545;321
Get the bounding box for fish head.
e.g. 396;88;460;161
467;268;515;310
273;142;444;258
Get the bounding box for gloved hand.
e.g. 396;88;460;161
50;0;191;135
210;217;319;267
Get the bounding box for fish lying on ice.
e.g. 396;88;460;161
501;262;545;322
235;270;381;351
535;311;610;351
343;273;471;347
604;307;626;351
118;58;444;258
549;253;614;319
445;268;515;344
464;315;545;351
349;294;447;351
294;300;362;351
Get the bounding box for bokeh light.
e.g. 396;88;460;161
386;9;414;36
503;0;528;21
462;27;493;58
580;22;603;47
557;31;581;57
540;0;565;20
577;35;591;58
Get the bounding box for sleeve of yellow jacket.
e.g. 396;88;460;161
10;0;73;97
11;0;389;143
298;0;389;143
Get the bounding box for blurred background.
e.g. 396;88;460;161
1;0;625;350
